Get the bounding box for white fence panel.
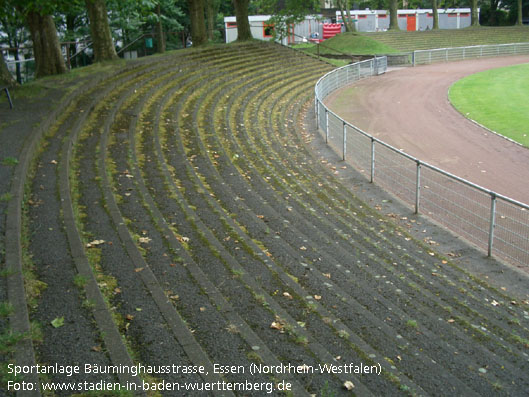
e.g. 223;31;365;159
414;42;529;65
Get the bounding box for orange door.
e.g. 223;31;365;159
407;15;416;31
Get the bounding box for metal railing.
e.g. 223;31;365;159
413;42;529;65
315;57;529;266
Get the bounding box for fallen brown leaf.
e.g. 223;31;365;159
270;321;283;331
343;381;354;390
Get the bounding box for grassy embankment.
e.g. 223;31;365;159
293;26;529;66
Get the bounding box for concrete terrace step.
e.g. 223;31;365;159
4;41;529;397
211;64;528;394
8;48;253;395
147;44;528;394
4;62;156;395
132;47;374;395
364;26;529;51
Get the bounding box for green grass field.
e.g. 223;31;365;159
449;63;529;148
292;32;399;67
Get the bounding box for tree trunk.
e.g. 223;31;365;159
470;0;480;26
26;12;66;78
85;0;118;62
66;14;76;40
7;34;23;83
337;0;350;32
389;0;400;30
206;0;217;41
489;0;498;25
345;0;355;32
187;0;208;46
432;0;439;29
338;0;355;32
233;0;252;41
156;3;165;53
0;50;17;87
14;48;22;84
516;0;523;25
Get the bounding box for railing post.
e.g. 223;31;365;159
412;51;415;66
342;121;347;161
370;138;375;183
325;109;329;144
315;97;319;127
488;193;497;257
415;161;421;214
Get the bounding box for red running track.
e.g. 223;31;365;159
325;55;529;204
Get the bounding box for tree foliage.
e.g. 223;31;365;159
106;0;184;53
256;0;320;41
2;0;524;82
0;1;29;83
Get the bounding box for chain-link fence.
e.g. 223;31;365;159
413;42;529;65
315;56;529;266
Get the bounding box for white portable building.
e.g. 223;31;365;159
224;15;328;44
336;8;476;32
